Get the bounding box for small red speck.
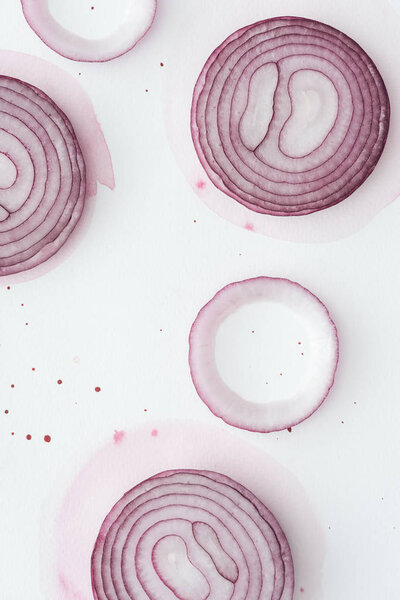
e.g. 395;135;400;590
193;219;197;223
160;62;164;67
6;286;10;290
145;89;149;93
287;427;292;432
354;401;357;405
44;435;51;443
144;408;148;412
341;420;344;424
151;429;158;437
113;430;125;444
95;386;101;392
196;180;206;190
4;409;9;414
78;72;82;76
91;5;94;10
25;322;28;326
32;368;35;372
251;330;255;334
244;222;254;231
300;589;305;593
57;379;62;385
11;432;14;436
26;434;32;440
298;341;301;345
21;303;24;307
280;372;283;376
11;384;14;389
301;352;304;356
159;328;163;332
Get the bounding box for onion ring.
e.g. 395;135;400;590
191;16;389;216
21;0;157;62
91;469;294;600
189;277;338;432
0;76;87;276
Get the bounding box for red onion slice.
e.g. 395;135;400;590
0;76;86;276
21;0;156;62
191;16;390;216
189;277;338;433
91;469;294;600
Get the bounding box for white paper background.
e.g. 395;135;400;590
1;1;400;599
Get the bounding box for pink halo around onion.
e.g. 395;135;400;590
191;16;389;216
189;277;338;433
0;51;113;280
21;0;157;62
91;468;294;600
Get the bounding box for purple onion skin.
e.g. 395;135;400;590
191;16;390;216
0;76;85;276
91;469;295;600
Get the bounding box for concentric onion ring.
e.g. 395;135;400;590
0;76;85;276
21;0;157;62
91;469;294;600
189;277;338;432
191;16;390;216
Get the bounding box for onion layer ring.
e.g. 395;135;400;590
91;469;294;600
191;16;390;216
21;0;157;62
189;277;339;432
0;76;85;276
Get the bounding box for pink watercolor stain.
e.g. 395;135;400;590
196;180;206;190
244;222;255;231
151;429;158;437
113;430;125;444
50;421;324;600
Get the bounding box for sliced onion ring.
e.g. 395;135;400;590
21;0;156;62
0;76;86;276
191;16;390;216
91;469;294;600
189;277;338;433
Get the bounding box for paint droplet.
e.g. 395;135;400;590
151;429;158;437
244;222;254;231
287;427;292;432
159;328;163;332
32;367;35;372
113;430;125;444
251;330;255;334
160;62;164;67
196;180;206;190
11;432;14;436
25;322;28;326
21;303;24;307
193;219;197;223
57;379;62;385
10;384;14;389
95;386;101;393
341;420;344;424
280;372;283;376
144;408;148;412
6;286;10;290
44;435;51;443
145;89;149;93
300;588;305;593
91;5;94;9
26;434;32;440
298;341;301;345
4;409;9;414
301;352;304;356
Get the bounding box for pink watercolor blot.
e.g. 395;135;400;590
113;430;125;445
151;429;158;437
196;180;206;190
244;222;255;231
49;421;324;600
